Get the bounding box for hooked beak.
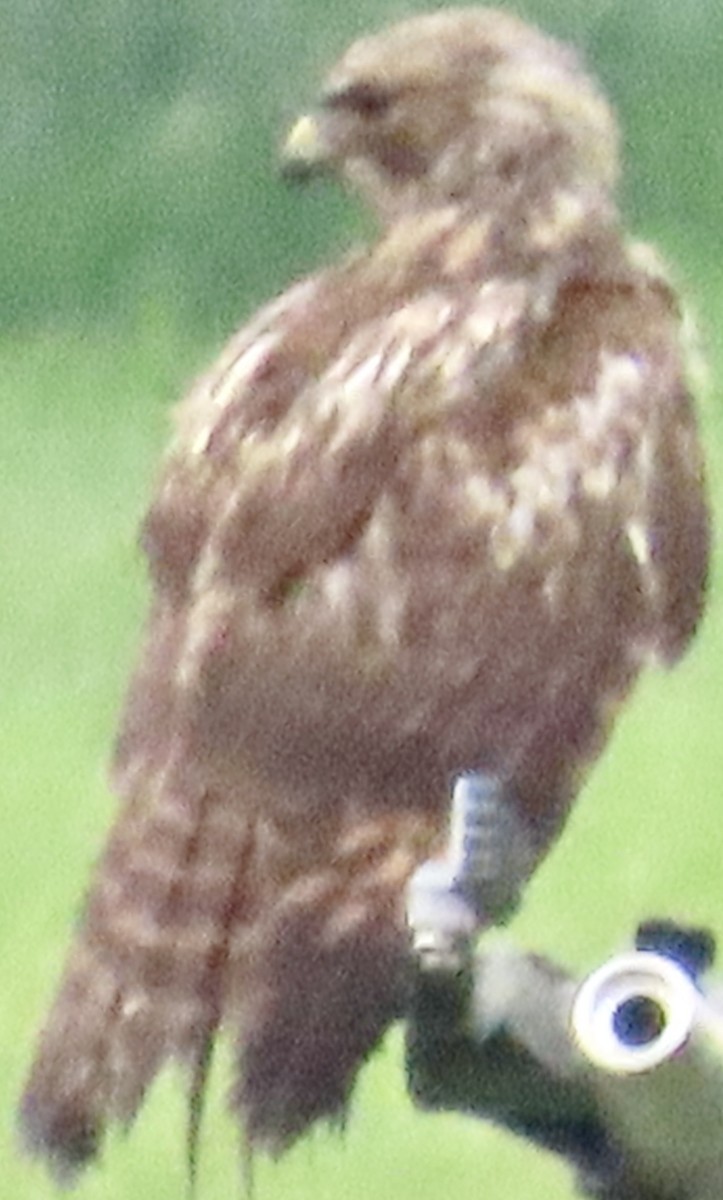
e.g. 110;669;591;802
280;113;332;181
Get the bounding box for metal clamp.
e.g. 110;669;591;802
406;920;723;1199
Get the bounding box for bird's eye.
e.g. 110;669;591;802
324;82;393;119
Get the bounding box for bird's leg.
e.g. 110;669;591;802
406;772;534;972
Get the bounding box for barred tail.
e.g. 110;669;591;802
19;764;254;1182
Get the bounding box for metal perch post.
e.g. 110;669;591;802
405;921;723;1200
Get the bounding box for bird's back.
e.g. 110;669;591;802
124;203;707;830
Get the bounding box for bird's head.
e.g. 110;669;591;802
282;8;619;225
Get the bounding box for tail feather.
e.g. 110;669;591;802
20;779;438;1174
231;810;435;1149
19;766;255;1181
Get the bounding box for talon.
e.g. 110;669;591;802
406;771;535;971
406;858;486;971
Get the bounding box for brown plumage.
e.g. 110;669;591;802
21;6;708;1179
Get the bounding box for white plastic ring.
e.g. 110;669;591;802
570;951;699;1074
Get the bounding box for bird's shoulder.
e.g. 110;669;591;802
141;208;539;596
141;214;706;658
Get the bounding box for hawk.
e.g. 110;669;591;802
21;6;708;1180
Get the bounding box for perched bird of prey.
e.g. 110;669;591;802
21;5;708;1180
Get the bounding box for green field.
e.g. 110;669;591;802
4;2;723;1197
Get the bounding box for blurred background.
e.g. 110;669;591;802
3;1;723;1197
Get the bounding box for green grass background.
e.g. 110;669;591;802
4;1;723;1197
